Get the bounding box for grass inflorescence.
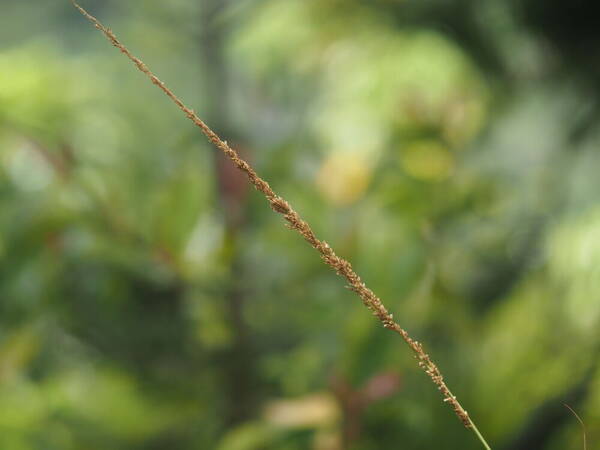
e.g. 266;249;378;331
70;2;491;448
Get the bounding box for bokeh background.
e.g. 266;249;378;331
1;1;600;449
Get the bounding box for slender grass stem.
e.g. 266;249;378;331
70;2;493;448
470;419;492;450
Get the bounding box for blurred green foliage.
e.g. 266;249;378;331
1;1;600;449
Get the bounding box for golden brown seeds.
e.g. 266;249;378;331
71;0;477;433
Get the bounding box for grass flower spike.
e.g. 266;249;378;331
70;2;491;448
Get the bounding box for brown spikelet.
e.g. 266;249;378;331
70;2;491;448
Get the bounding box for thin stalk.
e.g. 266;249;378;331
564;404;587;450
470;419;492;450
70;1;492;448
